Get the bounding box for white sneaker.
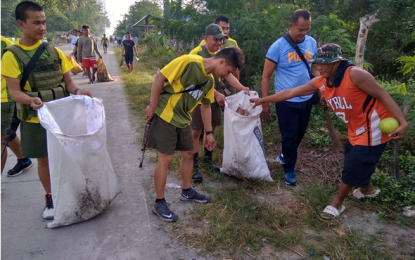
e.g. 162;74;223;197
42;193;54;220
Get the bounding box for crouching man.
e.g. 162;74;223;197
145;47;245;222
250;43;408;219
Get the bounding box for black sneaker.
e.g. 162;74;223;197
180;188;210;203
152;200;178;222
7;158;33;177
42;193;54;220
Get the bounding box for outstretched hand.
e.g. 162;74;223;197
249;98;263;109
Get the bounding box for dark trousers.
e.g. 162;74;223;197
275;98;313;173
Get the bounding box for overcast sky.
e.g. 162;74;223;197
104;0;140;36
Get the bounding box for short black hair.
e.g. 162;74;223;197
15;1;43;22
126;32;131;35
290;9;311;24
103;34;106;36
215;15;229;24
214;47;245;70
82;24;89;29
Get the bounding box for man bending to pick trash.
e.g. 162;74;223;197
250;43;408;219
145;47;245;222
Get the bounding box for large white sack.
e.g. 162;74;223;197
222;91;272;181
38;96;120;228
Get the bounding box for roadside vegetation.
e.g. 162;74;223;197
115;0;415;258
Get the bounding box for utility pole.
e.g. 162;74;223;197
121;14;129;32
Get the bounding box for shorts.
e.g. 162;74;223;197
147;114;193;155
1;102;14;134
103;44;108;48
190;102;222;130
341;139;387;188
82;57;97;68
20;121;47;158
124;54;134;64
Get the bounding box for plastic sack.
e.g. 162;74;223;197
97;58;114;82
66;55;83;75
222;91;272;182
37;96;120;228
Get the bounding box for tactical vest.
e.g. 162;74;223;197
5;44;68;121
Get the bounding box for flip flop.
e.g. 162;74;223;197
351;189;380;199
320;205;346;220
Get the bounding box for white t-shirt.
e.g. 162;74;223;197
69;35;79;49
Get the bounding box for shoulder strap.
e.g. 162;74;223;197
161;79;209;95
283;32;313;77
5;45;31;66
20;42;49;91
45;44;59;61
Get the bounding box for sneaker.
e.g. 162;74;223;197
285;169;297;186
276;153;285;165
180;188;210;203
42;193;54;220
7;158;34;177
152;200;178;222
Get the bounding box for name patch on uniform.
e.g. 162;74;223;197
356;126;366;136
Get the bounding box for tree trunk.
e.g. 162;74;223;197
354;14;379;68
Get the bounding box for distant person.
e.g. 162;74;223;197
117;37;122;47
77;24;102;84
1;35;33;176
122;32;139;73
2;1;93;220
71;30;87;76
66;29;79;57
101;33;108;54
109;35;113;44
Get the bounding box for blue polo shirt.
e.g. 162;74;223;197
266;35;317;102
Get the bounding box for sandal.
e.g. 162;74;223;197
320;205;346;220
350;189;380;199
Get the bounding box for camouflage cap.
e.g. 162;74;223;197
311;43;348;64
205;24;228;39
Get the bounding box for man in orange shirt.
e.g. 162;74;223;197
250;43;408;219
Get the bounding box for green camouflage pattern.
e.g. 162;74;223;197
311;43;348;64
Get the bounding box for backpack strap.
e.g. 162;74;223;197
5;45;32;67
46;44;60;61
283;32;314;79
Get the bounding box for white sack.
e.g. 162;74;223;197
38;96;120;228
222;91;272;181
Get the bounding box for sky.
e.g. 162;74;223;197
104;0;138;36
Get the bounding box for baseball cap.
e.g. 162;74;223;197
311;43;348;64
204;24;228;39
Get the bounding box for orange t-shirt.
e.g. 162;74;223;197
315;66;392;146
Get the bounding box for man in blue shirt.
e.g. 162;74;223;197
260;9;317;185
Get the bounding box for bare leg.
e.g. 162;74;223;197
85;67;92;83
154;153;173;199
92;68;97;80
329;180;352;210
358;182;377;194
130;63;134;73
191;129;202;155
37;156;51;193
180;151;193;189
8;136;24;159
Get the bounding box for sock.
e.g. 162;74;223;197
18;158;29;163
182;187;191;192
155;198;165;203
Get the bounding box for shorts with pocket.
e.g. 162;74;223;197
124;54;134;64
1;102;14;134
341;139;387;188
20;121;48;158
190;102;222;130
82;57;97;68
147;114;193;155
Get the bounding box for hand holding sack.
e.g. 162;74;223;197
97;58;114;82
66;55;83;75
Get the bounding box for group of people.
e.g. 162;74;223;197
0;1;409;225
145;10;408;222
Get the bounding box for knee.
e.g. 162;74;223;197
158;154;173;168
181;151;193;161
37;156;49;167
191;130;201;139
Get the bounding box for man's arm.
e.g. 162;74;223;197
250;79;318;108
77;38;83;62
93;38;101;57
71;45;77;56
233;68;240;81
63;72;93;97
214;90;225;106
121;45;125;56
145;72;167;123
66;30;72;37
200;103;215;151
260;59;277;120
133;45;139;57
223;73;249;93
350;68;408;140
5;77;43;110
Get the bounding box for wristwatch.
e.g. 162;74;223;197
206;130;215;135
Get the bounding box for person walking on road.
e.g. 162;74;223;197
77;24;102;84
189;24;249;183
260;9;317;186
250;43;408;219
1;35;33;176
122;32;139;73
66;29;79;57
101;33;108;54
117;36;122;48
2;1;94;220
145;47;245;222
